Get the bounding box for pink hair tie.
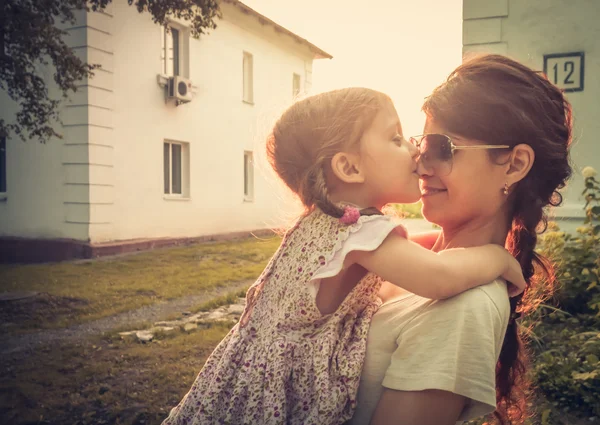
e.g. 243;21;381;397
339;206;360;225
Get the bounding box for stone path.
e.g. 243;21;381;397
1;279;253;355
119;298;246;343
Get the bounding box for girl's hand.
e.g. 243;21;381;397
501;252;527;297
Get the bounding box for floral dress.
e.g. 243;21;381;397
162;208;403;425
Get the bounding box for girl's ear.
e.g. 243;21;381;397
331;152;365;183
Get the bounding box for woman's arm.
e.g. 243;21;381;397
370;389;466;425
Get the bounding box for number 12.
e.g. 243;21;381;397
553;61;575;85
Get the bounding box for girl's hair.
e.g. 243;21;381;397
423;54;573;424
266;87;390;218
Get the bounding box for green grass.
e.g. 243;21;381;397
0;323;233;425
193;287;248;312
1;320;587;425
160;288;249;323
0;236;280;334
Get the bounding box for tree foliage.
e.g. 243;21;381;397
0;0;220;143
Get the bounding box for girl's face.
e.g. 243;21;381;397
358;101;421;208
417;117;509;229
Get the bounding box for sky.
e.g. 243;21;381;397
242;0;464;136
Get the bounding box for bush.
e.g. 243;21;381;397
531;168;600;419
529;310;600;418
388;201;423;219
468;169;600;425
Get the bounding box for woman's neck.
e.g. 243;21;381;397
432;213;510;252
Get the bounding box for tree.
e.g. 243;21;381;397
0;0;221;143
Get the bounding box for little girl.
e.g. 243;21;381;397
162;88;525;425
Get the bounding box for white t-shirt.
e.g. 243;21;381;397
349;279;510;424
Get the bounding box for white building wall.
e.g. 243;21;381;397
102;1;312;242
0;1;316;243
0;124;71;239
463;0;600;223
65;5;116;242
0;9;97;241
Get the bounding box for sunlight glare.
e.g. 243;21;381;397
241;0;463;136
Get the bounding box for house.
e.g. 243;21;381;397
0;0;331;262
462;0;599;230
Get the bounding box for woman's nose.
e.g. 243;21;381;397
408;140;419;158
416;158;434;177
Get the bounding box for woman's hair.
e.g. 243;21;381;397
266;87;390;218
423;54;573;424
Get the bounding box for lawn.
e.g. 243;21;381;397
0;322;234;425
0;236;280;335
1;318;593;425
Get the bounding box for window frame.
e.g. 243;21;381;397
163;140;190;199
243;51;254;104
244;151;254;202
161;23;188;78
292;73;301;98
0;136;6;197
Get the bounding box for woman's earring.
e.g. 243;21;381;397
503;183;509;195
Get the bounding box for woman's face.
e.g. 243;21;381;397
417;118;510;229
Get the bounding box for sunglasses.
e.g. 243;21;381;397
409;133;511;176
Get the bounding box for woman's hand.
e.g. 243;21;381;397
369;388;466;425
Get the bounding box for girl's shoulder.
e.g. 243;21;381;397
292;208;406;266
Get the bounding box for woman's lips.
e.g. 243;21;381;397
421;187;447;197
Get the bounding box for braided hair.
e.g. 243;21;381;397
423;54;573;424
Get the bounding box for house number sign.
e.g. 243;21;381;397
543;52;585;92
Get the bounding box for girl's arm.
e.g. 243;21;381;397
408;231;440;250
369;389;466;425
347;230;525;299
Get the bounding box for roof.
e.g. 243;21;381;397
223;0;333;59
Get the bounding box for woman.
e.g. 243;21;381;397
350;55;573;425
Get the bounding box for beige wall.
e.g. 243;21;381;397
0;1;315;242
0;9;93;241
463;0;600;227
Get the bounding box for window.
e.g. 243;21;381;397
243;52;254;104
161;25;181;76
164;141;190;197
292;73;301;98
0;137;5;194
244;151;254;201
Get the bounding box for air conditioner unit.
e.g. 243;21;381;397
168;76;193;103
